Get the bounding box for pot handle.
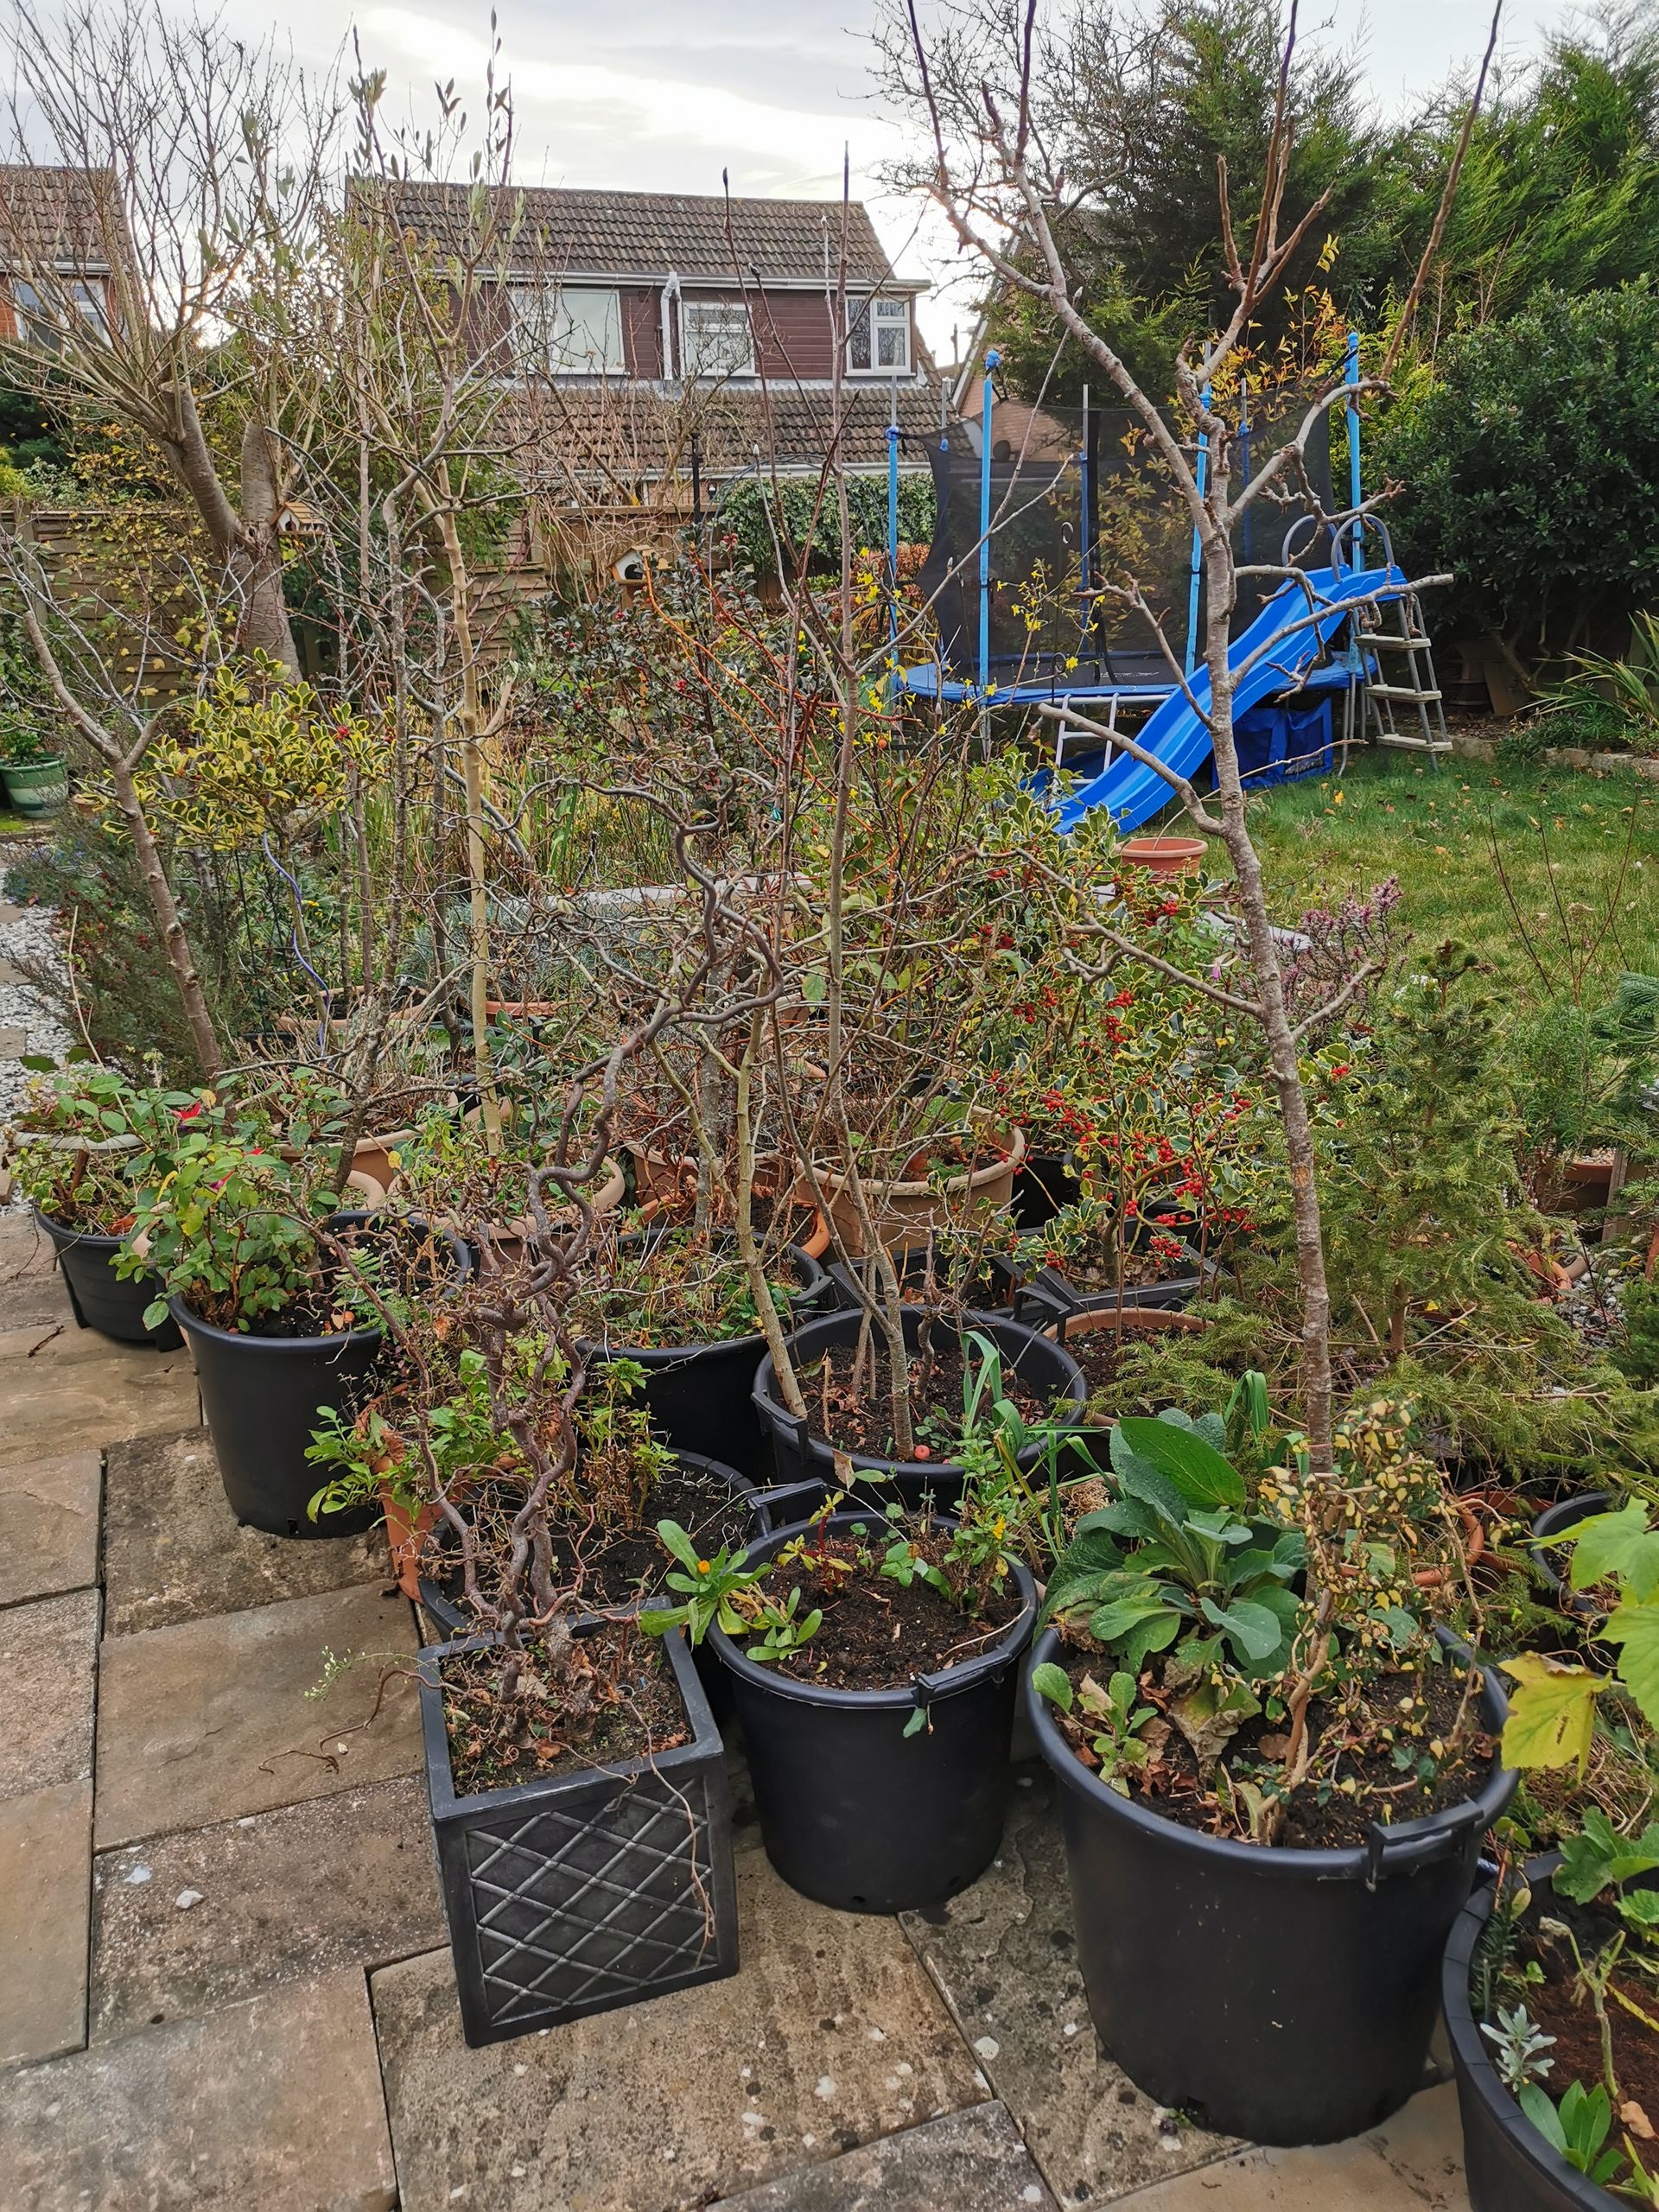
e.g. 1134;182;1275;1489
1362;1802;1484;1890
1014;1277;1076;1330
750;1478;826;1529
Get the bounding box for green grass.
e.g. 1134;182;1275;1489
1237;749;1659;1008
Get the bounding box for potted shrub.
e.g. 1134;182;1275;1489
421;1608;737;2047
646;1499;1036;1912
1026;1399;1516;2145
0;726;68;818
6;1065;189;1349
124;1122;466;1536
1471;1497;1659;2206
752;1306;1086;1510
1445;1838;1659;2211
577;1225;833;1475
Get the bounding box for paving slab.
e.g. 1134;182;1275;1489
1109;2084;1469;2209
0;1779;92;2068
0;1448;100;1607
0;1586;99;1802
372;1845;988;2212
102;1426;391;1634
0;1320;196;1465
91;1775;443;2040
0;1224;72;1331
711;2101;1058;2209
0;1967;397;2212
900;1764;1234;2207
93;1580;422;1849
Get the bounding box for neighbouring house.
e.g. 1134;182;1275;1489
372;183;949;532
0;163;124;349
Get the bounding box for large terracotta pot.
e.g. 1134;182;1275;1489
801;1124;1026;1258
1118;836;1206;877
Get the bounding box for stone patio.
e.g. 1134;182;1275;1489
0;1214;1475;2210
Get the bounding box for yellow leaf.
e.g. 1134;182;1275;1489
1499;1652;1602;1776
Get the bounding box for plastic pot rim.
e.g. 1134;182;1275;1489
36;1209;127;1251
707;1509;1037;1712
751;1306;1087;1484
1443;1852;1615;2209
1529;1491;1611;1602
582;1233;830;1368
1025;1622;1518;1882
419;1615;719;1820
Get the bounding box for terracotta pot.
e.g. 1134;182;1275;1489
353;1130;414;1191
381;1484;437;1600
1118;836;1207;877
803;1124;1027;1258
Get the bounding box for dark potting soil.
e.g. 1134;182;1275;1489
439;1618;690;1796
1511;1887;1659;2129
800;1338;1049;1462
754;1531;1022;1690
429;1460;751;1615
1052;1643;1496;1850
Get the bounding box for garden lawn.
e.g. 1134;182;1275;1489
1238;748;1659;1007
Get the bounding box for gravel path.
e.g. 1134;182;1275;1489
0;876;74;1200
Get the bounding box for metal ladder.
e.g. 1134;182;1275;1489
1356;591;1451;755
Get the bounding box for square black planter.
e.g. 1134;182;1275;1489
419;1619;739;2047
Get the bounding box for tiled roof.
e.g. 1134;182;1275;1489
512;375;948;483
370;181;918;287
0;165;123;267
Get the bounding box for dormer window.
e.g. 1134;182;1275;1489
848;295;910;375
511;283;625;374
680;298;754;378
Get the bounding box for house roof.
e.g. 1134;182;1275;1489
512;375;947;486
372;181;924;289
0;165;122;269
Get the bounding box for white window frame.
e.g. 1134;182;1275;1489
679;296;755;379
847;295;911;376
509;283;626;376
10;270;109;349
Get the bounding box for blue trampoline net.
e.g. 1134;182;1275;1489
911;388;1333;693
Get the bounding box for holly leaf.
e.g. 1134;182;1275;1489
1116;1416;1246;1510
1567;1504;1659;1604
1500;1652;1603;1775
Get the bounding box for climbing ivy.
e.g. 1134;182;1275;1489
719;474;936;576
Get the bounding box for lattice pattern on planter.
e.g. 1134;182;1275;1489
464;1770;722;2025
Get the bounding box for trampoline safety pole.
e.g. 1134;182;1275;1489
1345;329;1362;568
1185;384;1211;676
886;412;900;657
979;348;1000;707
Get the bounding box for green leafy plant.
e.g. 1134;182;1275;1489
638;1522;767;1645
1031;1662;1163;1796
1479;2002;1557;2094
1518;2078;1621;2186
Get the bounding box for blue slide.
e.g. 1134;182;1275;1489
1052;563;1408;836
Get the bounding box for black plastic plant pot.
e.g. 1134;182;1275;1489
35;1211;182;1351
416;1450;768;1641
821;1248;1022;1319
584;1238;832;1478
709;1512;1037;1913
1026;1624;1518;2146
1529;1492;1611;1611
752;1306;1086;1514
1443;1854;1607;2212
420;1619;739;2048
1011;1150;1080;1230
172;1212;468;1541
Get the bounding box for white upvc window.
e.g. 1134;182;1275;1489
848;295;911;375
10;272;108;349
680;297;754;378
511;283;625;374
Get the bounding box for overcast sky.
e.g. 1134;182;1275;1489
293;0;1574;350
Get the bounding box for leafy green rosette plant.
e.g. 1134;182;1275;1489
1033;1398;1488;1838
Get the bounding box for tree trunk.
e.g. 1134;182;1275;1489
107;759;222;1080
235;418;302;675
